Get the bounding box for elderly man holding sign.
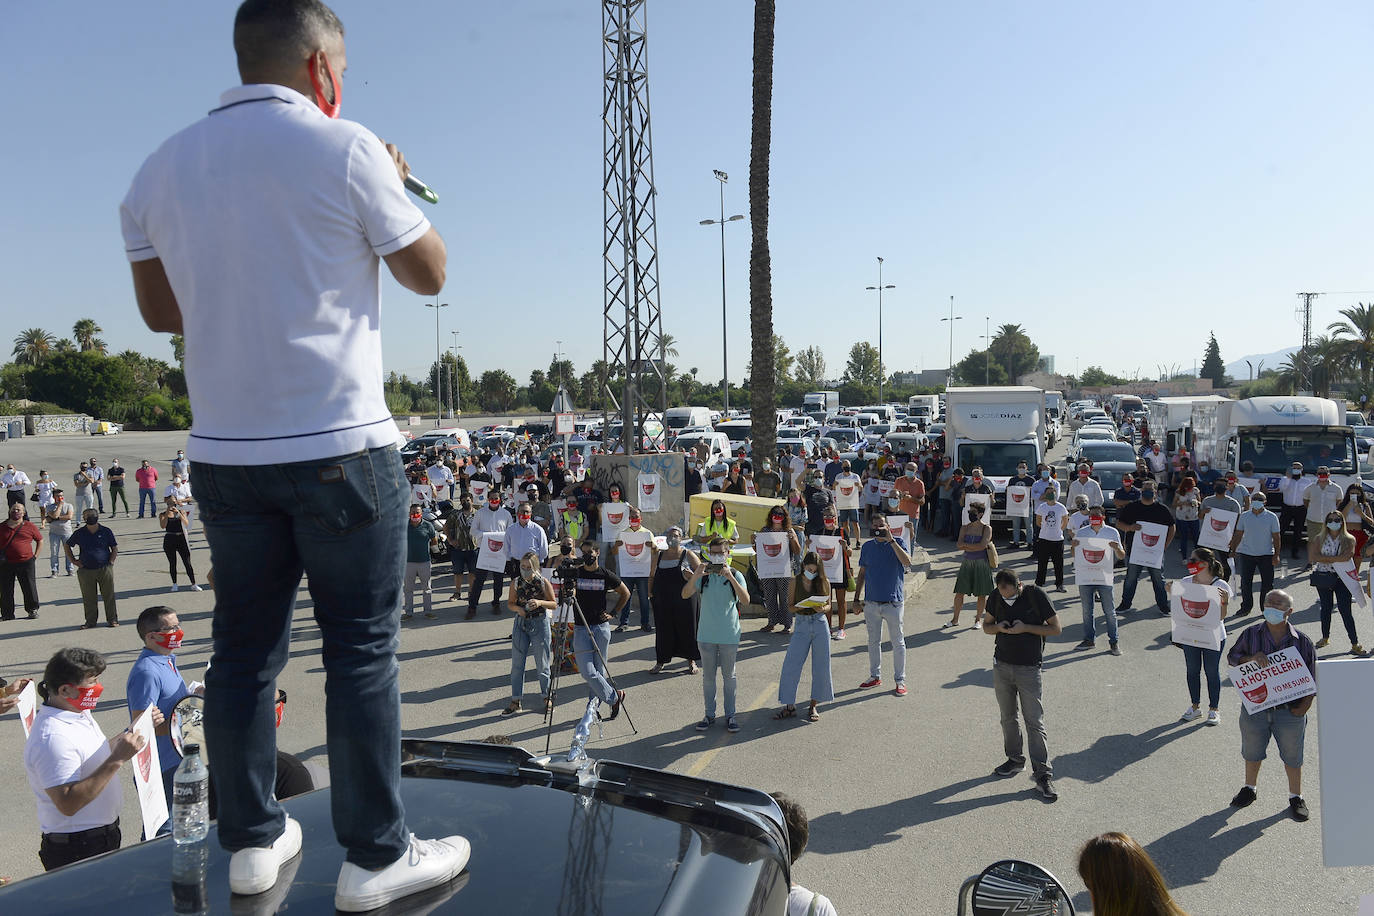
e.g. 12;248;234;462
1226;589;1317;822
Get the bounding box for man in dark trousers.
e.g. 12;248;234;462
982;568;1062;801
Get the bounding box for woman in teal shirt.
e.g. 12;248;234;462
682;536;748;733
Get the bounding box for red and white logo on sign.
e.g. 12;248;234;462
1140;533;1160;546
817;546;836;561
136;742;153;782
641;482;655;495
762;542;782;557
1082;548;1106;564
625;542;645;557
487;538;504;552
1011;492;1025;503
608;512;624;525
839;485;854;496
1180;598;1210;619
1242;683;1269;705
1210;518;1229;531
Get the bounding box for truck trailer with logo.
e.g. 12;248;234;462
943;386;1048;521
1189;396;1359;496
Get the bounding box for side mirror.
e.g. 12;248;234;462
962;859;1075;916
170;694;206;760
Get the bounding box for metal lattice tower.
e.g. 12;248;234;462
603;0;666;455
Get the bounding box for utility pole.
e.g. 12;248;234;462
866;257;895;403
1296;292;1322;392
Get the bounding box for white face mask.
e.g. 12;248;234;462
709;552;728;565
520;567;536;581
1328;521;1343;531
803;569;818;580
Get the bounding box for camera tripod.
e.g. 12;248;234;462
542;562;638;758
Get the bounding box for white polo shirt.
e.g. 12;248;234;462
24;705;122;834
120;84;431;465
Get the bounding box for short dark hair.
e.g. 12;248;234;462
39;648;106;701
233;0;344;79
137;605;178;639
770;792;809;865
994;568;1019;588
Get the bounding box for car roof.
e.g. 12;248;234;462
0;741;789;914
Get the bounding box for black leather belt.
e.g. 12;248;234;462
44;819;119;844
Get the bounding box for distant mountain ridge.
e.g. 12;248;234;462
1225;347;1299;380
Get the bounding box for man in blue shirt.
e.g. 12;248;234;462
1229;493;1283;616
854;518;913;696
64;509;118;628
127;605;192;827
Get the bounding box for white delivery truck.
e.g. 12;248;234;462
802;391;839;419
907;394;940;425
1145;395;1229;455
1190;396;1359;496
944;387;1047;522
663;405;714;432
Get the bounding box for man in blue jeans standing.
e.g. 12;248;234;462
1070;511;1126;655
569;541;630;759
1114;482;1176;615
854;517;913;697
121;1;468;908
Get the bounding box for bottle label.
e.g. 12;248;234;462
173;782;205;806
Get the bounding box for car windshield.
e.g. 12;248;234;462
1354;426;1374;438
1238;431;1356;475
1080;442;1137;462
1097;468;1128;492
957;442;1039;477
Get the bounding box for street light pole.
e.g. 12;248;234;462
424;299;449;427
866;257;896;404
985;316;991;385
450;331;462;419
700;170;744;413
941;295;962;389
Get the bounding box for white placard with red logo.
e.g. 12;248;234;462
618;529;654;578
1129;521;1168;570
637;474;661;513
1198;507;1238;551
1229;646;1316;714
1073;537;1115;586
1237;477;1263;496
130;707;168;838
15;680;37;737
1005;485;1031;518
477;531;508;572
809;534;845;583
834;478;861;510
1169;581;1225;650
469;479;490;504
755;532;792;579
601;502;630;543
1333;559;1370;610
962;492;992;527
886;515;911;544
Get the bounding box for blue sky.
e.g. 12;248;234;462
3;1;1372;393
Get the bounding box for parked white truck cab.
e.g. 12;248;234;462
1189;396;1361;496
944;387;1048;521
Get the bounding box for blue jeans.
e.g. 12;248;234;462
1239;706;1307;767
1078;583;1118;643
778;614;834;705
1009;516;1030;545
1182;641;1224;708
572;623;617;748
1119;563;1168;612
49;532;72;574
138;487;157;517
619;576;651;628
1175;519;1200;559
699;641;739;719
193;446;410;869
511;614;552;700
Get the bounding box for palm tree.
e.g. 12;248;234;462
1308;334;1348;399
1271;353;1301;395
659;332;680;361
72;318;106;353
53;338;76;354
747;0;777;461
11;328;57;366
1329;302;1374;399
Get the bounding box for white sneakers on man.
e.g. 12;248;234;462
229;816;303;895
335;833;471;912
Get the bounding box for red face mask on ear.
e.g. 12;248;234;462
309;51;342;118
68;683;104;711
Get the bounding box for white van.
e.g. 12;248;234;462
673;431;732;464
430;427;472;450
859;405;897;424
713;420;754;450
664;406;714;431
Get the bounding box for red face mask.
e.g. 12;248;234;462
1089;515;1104;525
1186;561;1204;576
410;513;422;521
1078;471;1089;479
770;514;784;525
68;683;103;711
309;51;342;118
488;500;500;509
713;508;725;517
150;628;185;651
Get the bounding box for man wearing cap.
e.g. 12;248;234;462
1230;493;1282;617
1302;467;1341;568
1277;462;1309;559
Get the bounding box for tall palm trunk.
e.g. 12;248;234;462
748;0;777;464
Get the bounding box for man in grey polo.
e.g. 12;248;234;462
1230;493;1282;617
854;517;913;697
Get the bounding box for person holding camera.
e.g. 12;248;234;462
854;516;912;696
568;540;631;755
982;568;1062;801
503;550;556;717
683;537;748;733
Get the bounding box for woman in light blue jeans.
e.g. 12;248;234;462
775;552;835;723
682;536;747;733
1176;548;1231;725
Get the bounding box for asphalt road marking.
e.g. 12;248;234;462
684;680;777;778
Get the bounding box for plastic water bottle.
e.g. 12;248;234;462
172;743;209;844
171;841;209;915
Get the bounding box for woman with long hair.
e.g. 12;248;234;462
1176;547;1230;725
1338;483;1374;571
755;505;802;634
158;495;199;593
774;551;834;723
695;497;739;545
811;507;852;640
950;502;994;627
1078;832;1190;916
649;526;700;674
1172;473;1201;561
1309;510;1363;656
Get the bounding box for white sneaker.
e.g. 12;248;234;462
191;584;203;592
335;833;471;912
170;584;179;593
1205;709;1221;726
1180;706;1202;722
229;816;302;896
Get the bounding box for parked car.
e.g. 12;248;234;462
401;433;464;460
1069;439;1138;467
90;420;122;436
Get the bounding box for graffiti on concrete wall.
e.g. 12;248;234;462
1;415;92;436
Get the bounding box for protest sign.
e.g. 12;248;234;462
755;532;792;579
468;479;490;503
810;534;845;583
1237;477;1262;496
962;492;992;526
886;515;911;544
600;502;630;543
1333;559;1370;610
130;707;168;838
618;529;654;578
1170;581;1225;651
1073;537;1115;585
1005;485;1030;518
16;680;36;737
1229;646;1316;714
477;531;508;572
1198;508;1238;551
834;478;861;510
1129;521;1168;570
636;474;661;513
876;479;896;501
